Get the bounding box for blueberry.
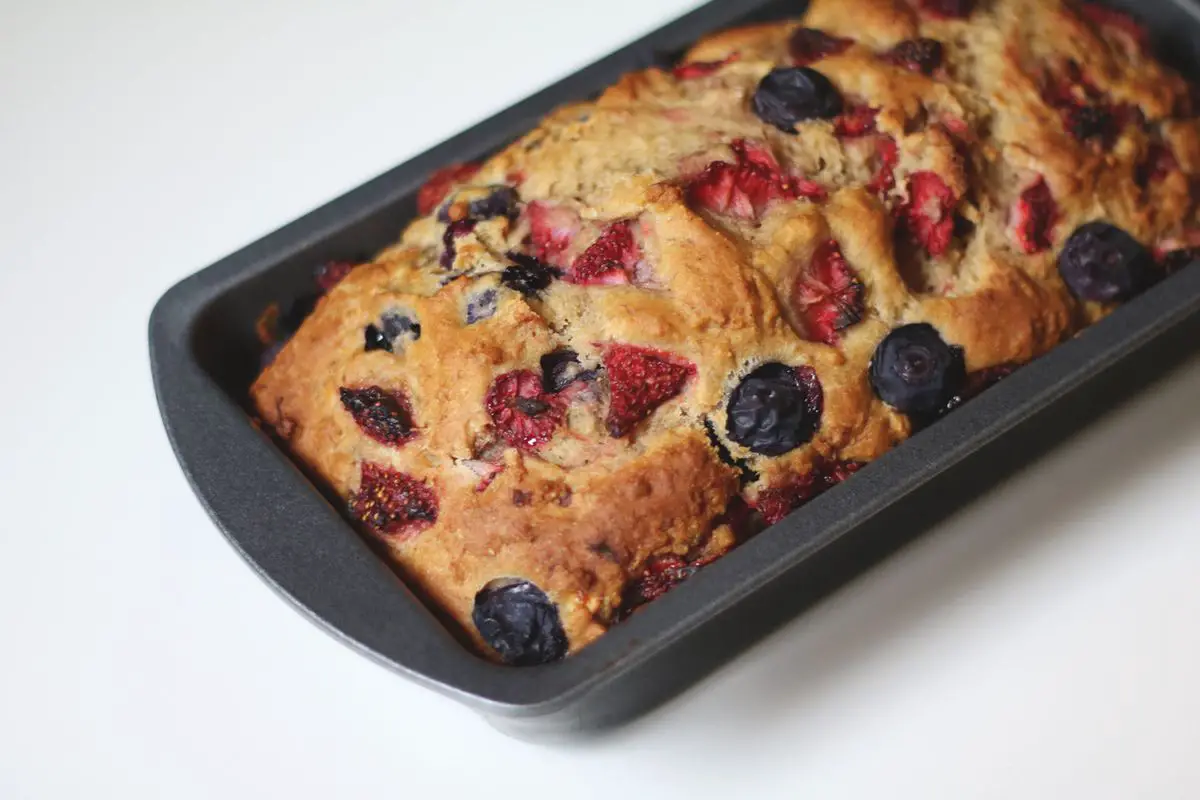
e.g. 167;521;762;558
440;219;476;269
752;67;843;133
364;323;391;353
468;186;520;220
382;310;420;341
472;578;568;666
465;288;498;324
540;349;595;393
364;310;420;353
869;323;966;416
725;363;823;456
502;252;558;297
437;186;520;224
1057;221;1155;302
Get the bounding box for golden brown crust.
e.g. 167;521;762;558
251;0;1199;658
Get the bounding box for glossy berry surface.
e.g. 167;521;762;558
472;579;568;666
869;323;966;416
501;253;559;296
791;239;865;344
485;370;565;450
339;386;416;446
351;462;438;539
1057;221;1155;302
364;310;420;353
726;363;823;456
788;28;852;66
604;345;697;438
752;67;844;132
884;38;944;75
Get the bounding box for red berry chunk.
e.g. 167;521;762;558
686;139;825;219
352;462;438;540
834;104;879;138
568;220;639;285
867;136;900;196
1079;3;1149;50
1011;177;1058;254
752;459;863;525
417;162;480;216
791;239;866;345
485;370;565;451
1139;142;1178;185
883;38;944;75
603;345;696;438
340;386;416;447
527;201;581;267
673;54;739;80
1040;61;1125;147
918;0;973;19
899;171;958;256
788;28;853;66
316;261;355;292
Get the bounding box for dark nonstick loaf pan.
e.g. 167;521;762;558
150;0;1200;740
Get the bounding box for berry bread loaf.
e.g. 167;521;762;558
252;0;1200;665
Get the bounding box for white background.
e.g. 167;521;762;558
3;0;1200;797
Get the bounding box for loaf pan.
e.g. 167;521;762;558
149;0;1200;740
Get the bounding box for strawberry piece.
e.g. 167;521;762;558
1011;177;1058;254
416;163;480;216
339;386;417;447
527;201;581;267
791;239;866;344
568;220;639;285
752;458;864;525
788;28;853;66
1079;3;1149;50
673;54;739;80
867;136;900;196
899;171;957;256
352;463;438;540
316;261;355;292
834;104;879;138
603;345;696;437
686;139;824;219
485;370;566;451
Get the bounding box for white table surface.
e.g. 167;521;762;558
3;0;1200;796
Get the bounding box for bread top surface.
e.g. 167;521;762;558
252;0;1200;659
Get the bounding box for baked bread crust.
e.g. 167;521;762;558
252;0;1200;660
